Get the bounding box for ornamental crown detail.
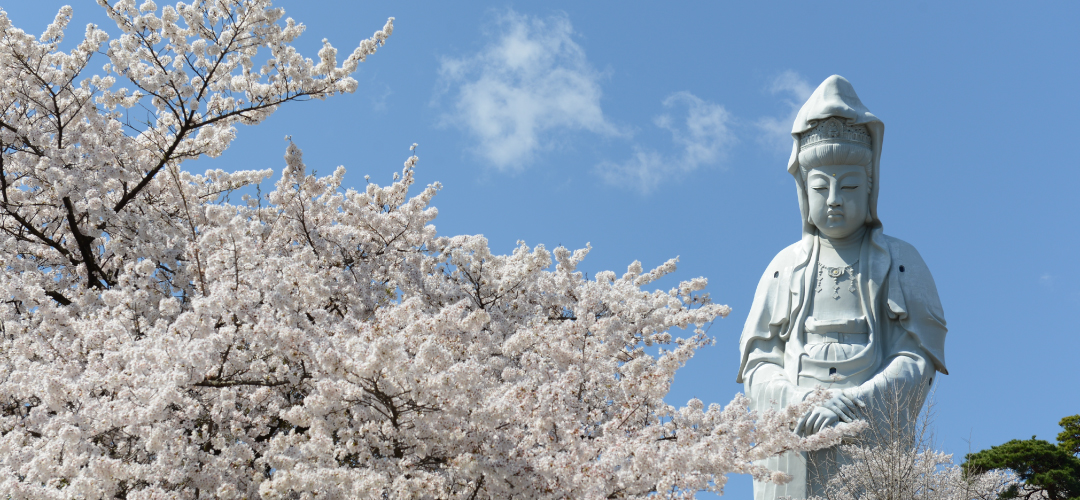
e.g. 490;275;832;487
799;117;872;151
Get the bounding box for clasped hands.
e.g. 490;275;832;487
795;391;866;436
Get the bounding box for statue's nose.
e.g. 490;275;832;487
828;187;842;206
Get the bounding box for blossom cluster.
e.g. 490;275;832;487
0;2;853;498
807;393;1020;500
811;443;1020;500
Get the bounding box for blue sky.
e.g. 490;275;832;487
5;1;1079;496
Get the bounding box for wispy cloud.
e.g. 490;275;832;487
437;11;620;170
369;80;392;113
596;92;734;194
755;70;813;154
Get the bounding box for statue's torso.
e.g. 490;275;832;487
739;230;948;500
797;238;877;389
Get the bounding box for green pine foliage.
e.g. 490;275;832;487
1058;415;1080;457
962;415;1080;500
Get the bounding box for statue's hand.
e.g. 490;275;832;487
821;393;865;423
795;406;839;436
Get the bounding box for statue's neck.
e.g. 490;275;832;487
818;226;867;267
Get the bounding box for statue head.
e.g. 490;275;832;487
800;119;873;239
788;76;884;240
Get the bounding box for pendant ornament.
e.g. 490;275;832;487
816;262;857;299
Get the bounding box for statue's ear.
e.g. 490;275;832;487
865;212;873;224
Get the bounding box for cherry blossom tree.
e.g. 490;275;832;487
809;390;1019;500
0;1;856;498
811;440;1019;500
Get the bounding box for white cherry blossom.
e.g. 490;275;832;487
0;2;854;498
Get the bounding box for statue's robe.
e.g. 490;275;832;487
737;227;948;499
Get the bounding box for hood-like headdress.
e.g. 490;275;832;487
788;75;884;239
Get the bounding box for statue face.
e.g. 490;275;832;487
806;165;869;239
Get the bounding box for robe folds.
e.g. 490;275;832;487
736;227;948;499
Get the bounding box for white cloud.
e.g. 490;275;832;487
755;70;813;154
596;92;734;194
369;80;392;113
438;11;620;170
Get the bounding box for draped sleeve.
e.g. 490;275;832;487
737;244;796;384
737;243;815;411
884;236;948;374
737;243;814;500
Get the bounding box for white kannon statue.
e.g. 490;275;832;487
736;75;949;499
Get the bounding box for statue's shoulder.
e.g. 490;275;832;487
750;241;808;289
760;241;806;274
770;241;806;266
882;234;917;253
880;234;932;272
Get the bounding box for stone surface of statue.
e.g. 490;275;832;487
736;75;949;499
